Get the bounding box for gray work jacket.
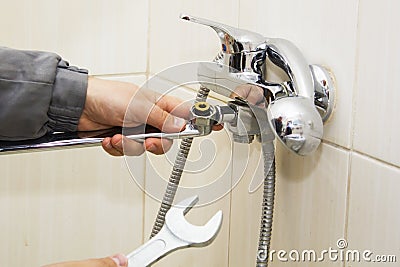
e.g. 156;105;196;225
0;47;88;141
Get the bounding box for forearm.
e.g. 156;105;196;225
0;46;88;141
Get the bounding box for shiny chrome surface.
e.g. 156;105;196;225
267;96;323;156
180;14;266;54
0;123;201;155
265;38;315;101
310;64;336;122
182;14;336;155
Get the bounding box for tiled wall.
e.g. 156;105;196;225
1;0;399;266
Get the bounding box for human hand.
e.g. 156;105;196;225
78;77;189;156
230;84;266;107
43;253;128;267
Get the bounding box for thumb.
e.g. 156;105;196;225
147;105;186;133
42;254;128;267
110;254;128;267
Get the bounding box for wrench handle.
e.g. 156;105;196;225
127;227;187;267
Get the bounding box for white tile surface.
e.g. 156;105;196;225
96;74;147;86
353;0;400;167
228;142;264;266
346;153;400;266
0;148;144;266
148;0;239;73
0;0;148;75
229;141;350;267
239;0;359;148
270;142;348;266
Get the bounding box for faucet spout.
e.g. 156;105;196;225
265;38;315;101
180;14;266;54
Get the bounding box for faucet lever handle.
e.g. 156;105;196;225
180;14;266;53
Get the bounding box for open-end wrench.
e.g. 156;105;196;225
127;196;223;267
0;123;201;154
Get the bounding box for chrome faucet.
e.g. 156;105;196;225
181;14;335;156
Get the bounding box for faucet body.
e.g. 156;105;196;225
182;14;335;155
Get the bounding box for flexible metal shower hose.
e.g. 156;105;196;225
256;143;276;267
150;86;210;237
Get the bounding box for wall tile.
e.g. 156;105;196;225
229;141;349;267
96;74;147;86
0;0;148;75
239;0;359;148
270;142;348;266
228;142;264;266
148;0;239;74
353;0;400;167
346;153;400;266
0;147;144;266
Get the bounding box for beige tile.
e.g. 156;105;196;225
239;0;359;148
228;141;264;267
96;74;147;87
353;0;400;167
268;142;348;266
0;147;144;266
0;0;148;75
148;0;239;73
229;141;349;267
347;153;400;266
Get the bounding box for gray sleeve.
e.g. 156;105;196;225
0;46;88;141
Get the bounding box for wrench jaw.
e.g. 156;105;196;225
165;196;223;246
127;196;223;267
173;195;200;216
188;210;223;247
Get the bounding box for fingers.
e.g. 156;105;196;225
110;254;128;267
156;95;192;119
144;138;173;155
231;84;265;107
212;124;224;131
42;254;128;267
102;135;144;156
102;135;173;156
102;136;125;156
147;105;187;133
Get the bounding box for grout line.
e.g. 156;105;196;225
321;140;399;169
93;72;147;77
142;0;152;243
226;138;236;267
321;139;350;151
145;0;151;78
349;0;363;152
237;0;242;28
141;157;147;243
343;150;353;267
351;150;400;169
227;3;241;265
